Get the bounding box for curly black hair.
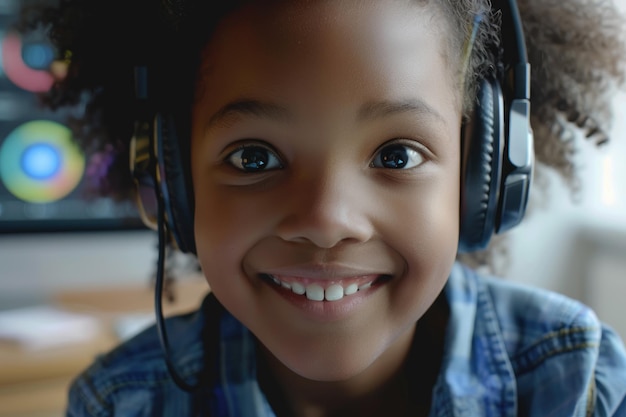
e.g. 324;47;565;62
15;0;626;267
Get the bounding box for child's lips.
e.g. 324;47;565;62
253;263;397;321
259;273;392;302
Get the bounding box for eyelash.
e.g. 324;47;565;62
224;139;427;173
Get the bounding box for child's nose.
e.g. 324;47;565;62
275;171;374;248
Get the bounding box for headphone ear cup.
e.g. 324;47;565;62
155;113;196;254
459;77;504;253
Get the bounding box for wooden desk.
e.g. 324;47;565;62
0;276;210;417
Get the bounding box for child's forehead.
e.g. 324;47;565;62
202;0;457;82
194;0;462;136
210;0;447;44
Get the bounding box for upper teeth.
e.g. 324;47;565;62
270;276;374;302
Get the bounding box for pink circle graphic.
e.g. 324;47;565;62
1;31;54;92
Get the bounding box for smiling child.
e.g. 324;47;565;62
16;0;626;416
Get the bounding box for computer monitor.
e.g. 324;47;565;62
0;0;145;233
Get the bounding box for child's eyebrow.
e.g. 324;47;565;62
357;99;445;124
204;97;445;132
206;99;292;131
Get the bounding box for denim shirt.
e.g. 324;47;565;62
67;263;626;416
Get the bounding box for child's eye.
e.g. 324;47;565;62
371;143;424;169
226;144;283;172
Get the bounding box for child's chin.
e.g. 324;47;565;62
273;343;386;383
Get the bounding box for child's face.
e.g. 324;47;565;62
191;0;462;382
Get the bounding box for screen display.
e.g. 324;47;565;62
0;0;144;232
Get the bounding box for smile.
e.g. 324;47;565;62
261;274;391;302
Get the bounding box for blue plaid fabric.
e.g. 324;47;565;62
67;263;626;416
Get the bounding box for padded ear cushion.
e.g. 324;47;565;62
459;77;504;253
155;113;196;254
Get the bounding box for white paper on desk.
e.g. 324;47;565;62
114;313;155;342
0;305;101;351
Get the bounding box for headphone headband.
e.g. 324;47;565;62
499;0;530;101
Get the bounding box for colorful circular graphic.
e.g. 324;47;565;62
0;120;85;203
1;31;54;92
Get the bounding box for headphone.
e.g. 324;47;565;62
130;0;533;392
459;0;534;253
131;0;533;257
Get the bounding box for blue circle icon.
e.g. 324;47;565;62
21;143;61;180
22;42;55;70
